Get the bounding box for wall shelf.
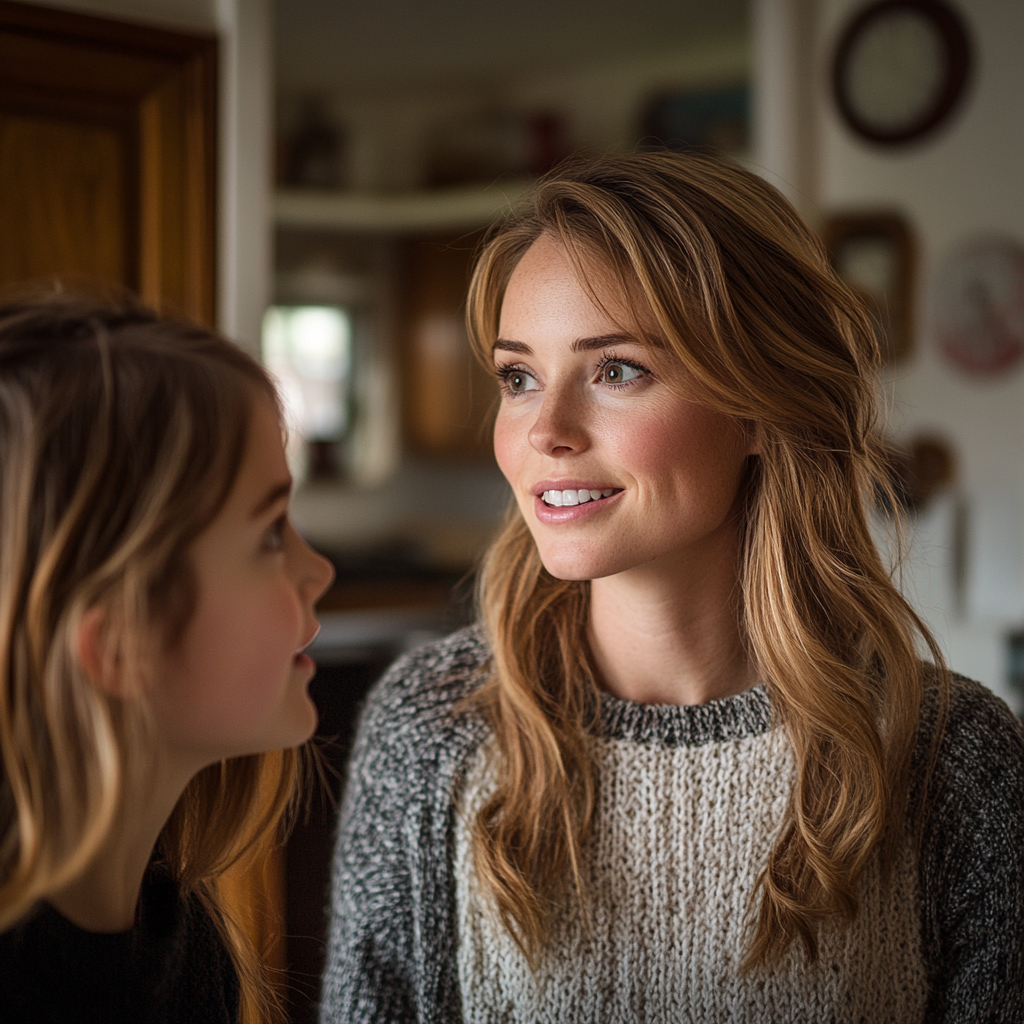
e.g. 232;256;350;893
274;179;532;234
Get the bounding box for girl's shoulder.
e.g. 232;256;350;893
354;624;492;750
0;865;238;1024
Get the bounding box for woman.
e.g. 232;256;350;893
321;153;1024;1022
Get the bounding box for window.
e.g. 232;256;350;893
262;304;352;440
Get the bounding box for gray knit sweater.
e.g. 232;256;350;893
320;626;1024;1023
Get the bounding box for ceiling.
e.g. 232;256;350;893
275;0;748;95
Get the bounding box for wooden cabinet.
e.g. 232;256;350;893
0;1;216;323
400;233;499;461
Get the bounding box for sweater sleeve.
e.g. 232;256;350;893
919;674;1024;1023
319;628;489;1024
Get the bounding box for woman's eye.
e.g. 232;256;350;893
498;366;539;395
599;361;644;385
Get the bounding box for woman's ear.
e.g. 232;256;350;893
76;606;125;697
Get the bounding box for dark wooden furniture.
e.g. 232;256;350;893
282;658;392;1024
400;232;498;461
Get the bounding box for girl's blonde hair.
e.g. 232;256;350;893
0;294;301;1021
466;152;948;968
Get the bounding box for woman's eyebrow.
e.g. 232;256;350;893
250;480;292;519
570;333;636;352
492;333;640;358
492;338;531;355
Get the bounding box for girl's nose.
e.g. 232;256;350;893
304;545;335;605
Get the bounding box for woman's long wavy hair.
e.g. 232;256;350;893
466;152;948;969
0;294;302;1022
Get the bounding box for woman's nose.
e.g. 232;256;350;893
527;386;589;458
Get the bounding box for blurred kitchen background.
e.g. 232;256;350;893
2;0;1022;1018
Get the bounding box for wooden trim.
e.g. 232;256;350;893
137;37;217;322
0;0;212;57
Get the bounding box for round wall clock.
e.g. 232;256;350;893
832;0;971;145
935;238;1024;377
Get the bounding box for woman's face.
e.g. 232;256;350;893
493;234;755;583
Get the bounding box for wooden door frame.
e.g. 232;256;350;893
0;1;217;324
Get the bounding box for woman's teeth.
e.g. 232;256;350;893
542;488;615;507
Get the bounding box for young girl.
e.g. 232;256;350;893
0;296;334;1023
321;153;1024;1022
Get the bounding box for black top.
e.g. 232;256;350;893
0;863;239;1024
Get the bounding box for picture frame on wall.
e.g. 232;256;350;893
831;0;972;147
640;84;751;157
823;212;916;364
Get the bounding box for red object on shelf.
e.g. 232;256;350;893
527;112;568;177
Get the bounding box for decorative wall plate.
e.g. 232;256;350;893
935;238;1024;376
832;0;971;145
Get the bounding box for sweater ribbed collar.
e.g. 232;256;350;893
599;684;772;747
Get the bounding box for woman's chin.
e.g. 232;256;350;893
538;550;632;583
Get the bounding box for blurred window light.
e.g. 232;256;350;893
262;305;352;441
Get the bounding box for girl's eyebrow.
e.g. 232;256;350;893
251;480;292;519
492;333;637;357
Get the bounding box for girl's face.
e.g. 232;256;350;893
493;234;755;583
150;398;334;770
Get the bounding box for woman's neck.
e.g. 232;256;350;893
47;758;192;933
587;527;756;706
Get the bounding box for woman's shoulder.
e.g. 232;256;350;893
916;666;1024;823
355;624;492;749
920;667;1024;771
914;671;1024;1011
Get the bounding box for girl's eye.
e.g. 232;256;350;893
496;365;539;396
263;516;287;553
598;359;647;386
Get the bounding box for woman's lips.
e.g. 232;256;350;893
533;488;623;523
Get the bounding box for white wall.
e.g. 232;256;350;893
214;0;272;355
752;0;818;218
17;0;272;355
755;0;1024;708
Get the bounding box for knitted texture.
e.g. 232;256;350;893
320;626;1024;1024
456;721;925;1021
